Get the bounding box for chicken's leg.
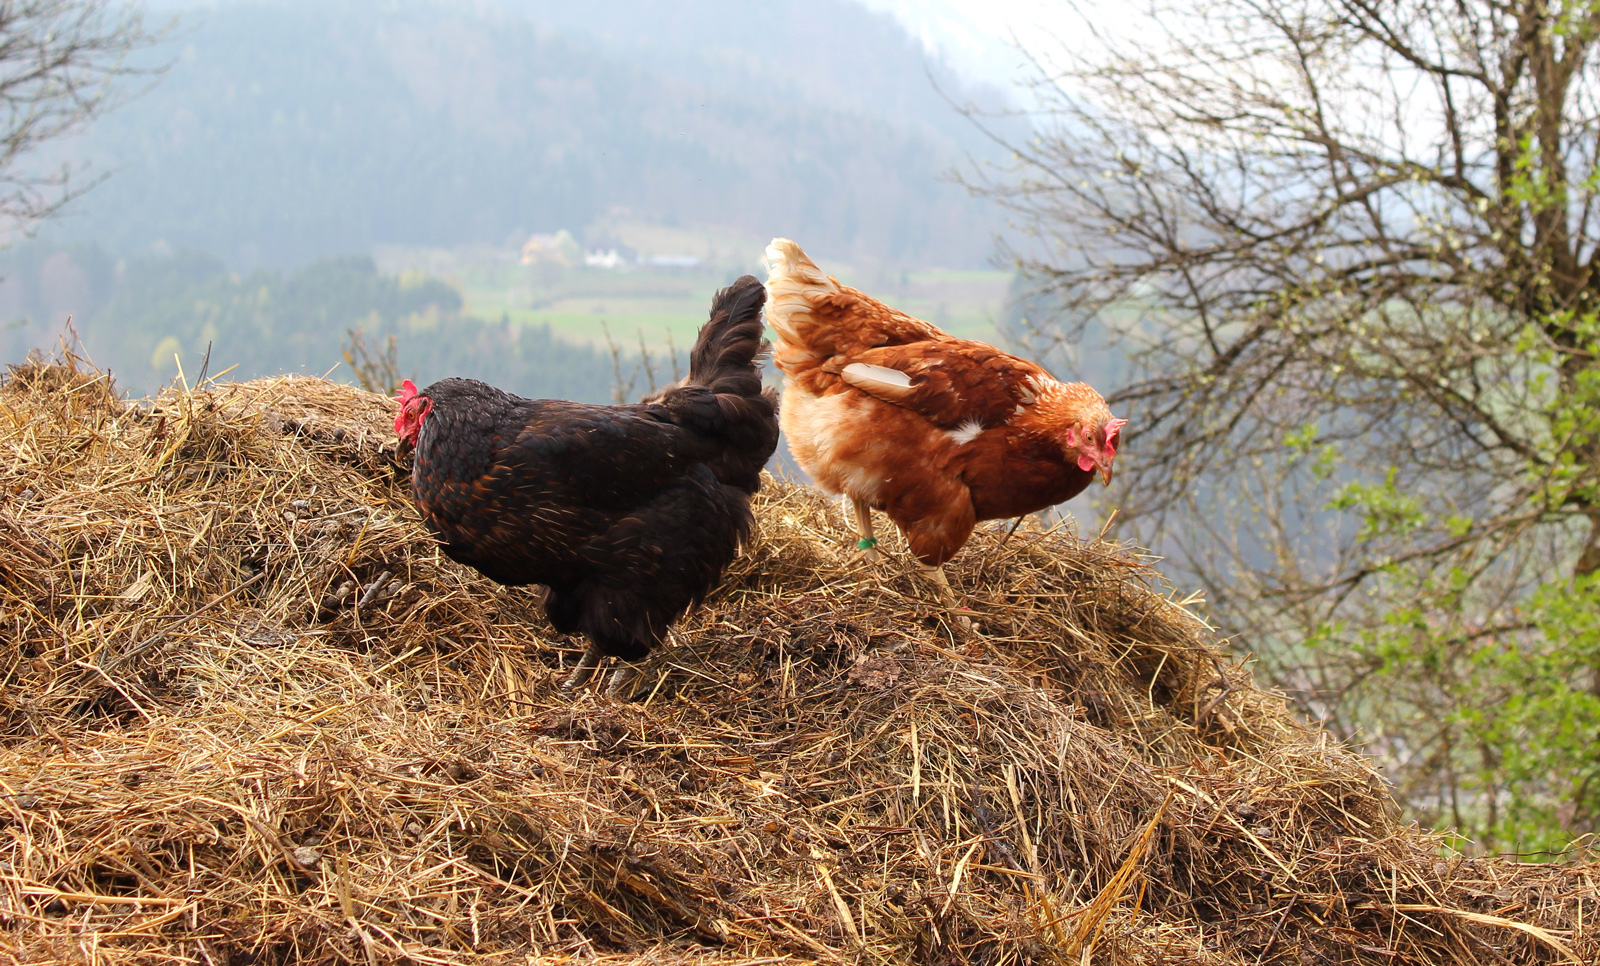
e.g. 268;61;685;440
919;564;975;637
851;496;881;563
604;664;640;700
604;628;686;700
561;643;604;690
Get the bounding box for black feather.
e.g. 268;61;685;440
402;277;780;666
642;275;779;494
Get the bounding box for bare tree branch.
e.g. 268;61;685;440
0;0;161;231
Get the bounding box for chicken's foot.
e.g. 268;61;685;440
920;564;976;638
604;664;640;700
561;643;604;690
851;497;881;563
603;629;683;701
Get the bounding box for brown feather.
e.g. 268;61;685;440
766;238;1121;566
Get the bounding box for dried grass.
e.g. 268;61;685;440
0;353;1596;965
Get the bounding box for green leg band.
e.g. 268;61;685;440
857;537;878;550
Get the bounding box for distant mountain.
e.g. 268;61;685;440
33;0;1010;270
487;0;1013;146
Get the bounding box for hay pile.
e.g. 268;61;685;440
0;355;1596;966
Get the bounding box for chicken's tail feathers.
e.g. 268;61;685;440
763;237;839;348
686;274;769;398
764;238;834;291
649;275;779;493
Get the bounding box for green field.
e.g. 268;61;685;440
474;270;1013;350
376;234;1015;352
464;266;1013;351
468;277;728;350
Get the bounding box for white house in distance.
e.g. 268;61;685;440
647;254;700;269
584;248;629;269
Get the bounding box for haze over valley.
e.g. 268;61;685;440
2;0;1020;398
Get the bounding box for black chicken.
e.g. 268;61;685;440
394;276;778;693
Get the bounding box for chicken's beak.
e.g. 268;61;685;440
1100;464;1114;487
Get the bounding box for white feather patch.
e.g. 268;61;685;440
1020;375;1053;405
947;419;985;446
841;362;914;396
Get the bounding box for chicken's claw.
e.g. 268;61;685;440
562;645;604;690
604;665;640;701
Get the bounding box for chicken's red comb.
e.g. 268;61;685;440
397;379;418;403
1106;417;1128;438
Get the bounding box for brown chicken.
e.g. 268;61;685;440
765;238;1123;618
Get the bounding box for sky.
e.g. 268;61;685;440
859;0;1101;88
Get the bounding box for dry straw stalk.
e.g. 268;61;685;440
0;355;1595;965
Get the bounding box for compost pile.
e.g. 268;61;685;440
0;355;1595;966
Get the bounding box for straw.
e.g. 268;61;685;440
0;351;1595;965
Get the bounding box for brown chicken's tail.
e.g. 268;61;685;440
644;275;779;494
763;238;840;365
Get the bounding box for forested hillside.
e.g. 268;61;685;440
0;247;637;400
35;0;1006;270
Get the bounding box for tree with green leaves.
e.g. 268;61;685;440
972;0;1600;849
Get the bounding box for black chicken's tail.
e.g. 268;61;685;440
644;275;779;494
687;275;769;398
